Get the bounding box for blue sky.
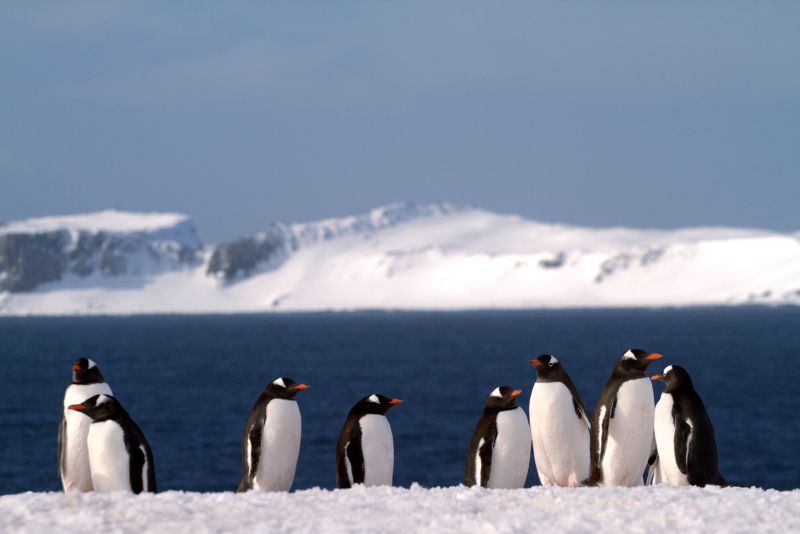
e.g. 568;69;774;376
1;2;798;242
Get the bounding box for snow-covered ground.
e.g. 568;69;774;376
1;485;797;533
1;202;799;315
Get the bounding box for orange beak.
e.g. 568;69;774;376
529;359;541;367
68;403;86;412
389;399;403;405
644;353;663;361
651;375;663;381
72;363;81;371
511;389;522;397
292;384;309;390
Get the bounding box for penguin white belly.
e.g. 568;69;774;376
61;383;113;492
87;421;131;492
254;399;301;492
654;393;689;486
359;414;394;487
601;378;654;486
530;383;589;487
488;407;531;489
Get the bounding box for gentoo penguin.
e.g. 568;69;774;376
651;365;727;487
464;386;531;489
529;355;590;487
68;394;156;493
238;377;309;492
587;348;662;486
336;394;402;488
59;357;113;492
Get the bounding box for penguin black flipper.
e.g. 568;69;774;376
673;415;691;476
464;413;498;487
477;427;496;487
122;418;156;494
336;418;365;489
237;394;270;492
587;390;616;485
345;433;365;485
563;375;590;427
58;410;67;479
128;440;146;494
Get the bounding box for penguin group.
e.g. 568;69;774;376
59;348;728;494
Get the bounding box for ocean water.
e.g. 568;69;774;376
0;308;798;494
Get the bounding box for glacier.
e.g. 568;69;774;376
1;202;799;315
1;485;797;533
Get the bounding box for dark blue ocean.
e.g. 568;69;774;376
1;309;798;494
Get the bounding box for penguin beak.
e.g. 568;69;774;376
511;390;522;397
529;359;541;367
292;384;309;390
389;399;403;405
68;403;86;412
71;363;82;371
651;374;663;381
644;353;663;361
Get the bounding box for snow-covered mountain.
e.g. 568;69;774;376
1;202;798;315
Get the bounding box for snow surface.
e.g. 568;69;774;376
1;485;797;533
1;203;800;315
0;209;190;235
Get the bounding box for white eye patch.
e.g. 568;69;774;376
87;359;97;369
368;394;380;404
95;395;111;406
273;378;286;388
549;356;559;366
490;387;502;398
663;365;673;375
622;350;636;360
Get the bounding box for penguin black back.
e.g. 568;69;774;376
69;394;156;494
652;365;727;487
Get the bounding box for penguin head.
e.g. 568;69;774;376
486;386;522;410
529;354;565;380
615;348;662;376
651;365;694;393
71;357;105;385
352;394;403;415
266;377;309;400
68;394;119;421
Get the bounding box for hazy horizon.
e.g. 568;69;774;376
2;2;798;241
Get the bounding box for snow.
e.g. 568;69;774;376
1;203;800;315
1;485;797;533
0;209;190;236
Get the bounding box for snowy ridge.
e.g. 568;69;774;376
206;202;467;281
1;203;799;314
0;209;194;237
286;201;467;246
1;486;797;533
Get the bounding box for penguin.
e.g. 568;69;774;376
464;386;531;489
529;355;590;487
336;394;402;488
238;377;309;492
59;357;113;492
651;365;727;487
67;394;156;493
587;348;663;486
